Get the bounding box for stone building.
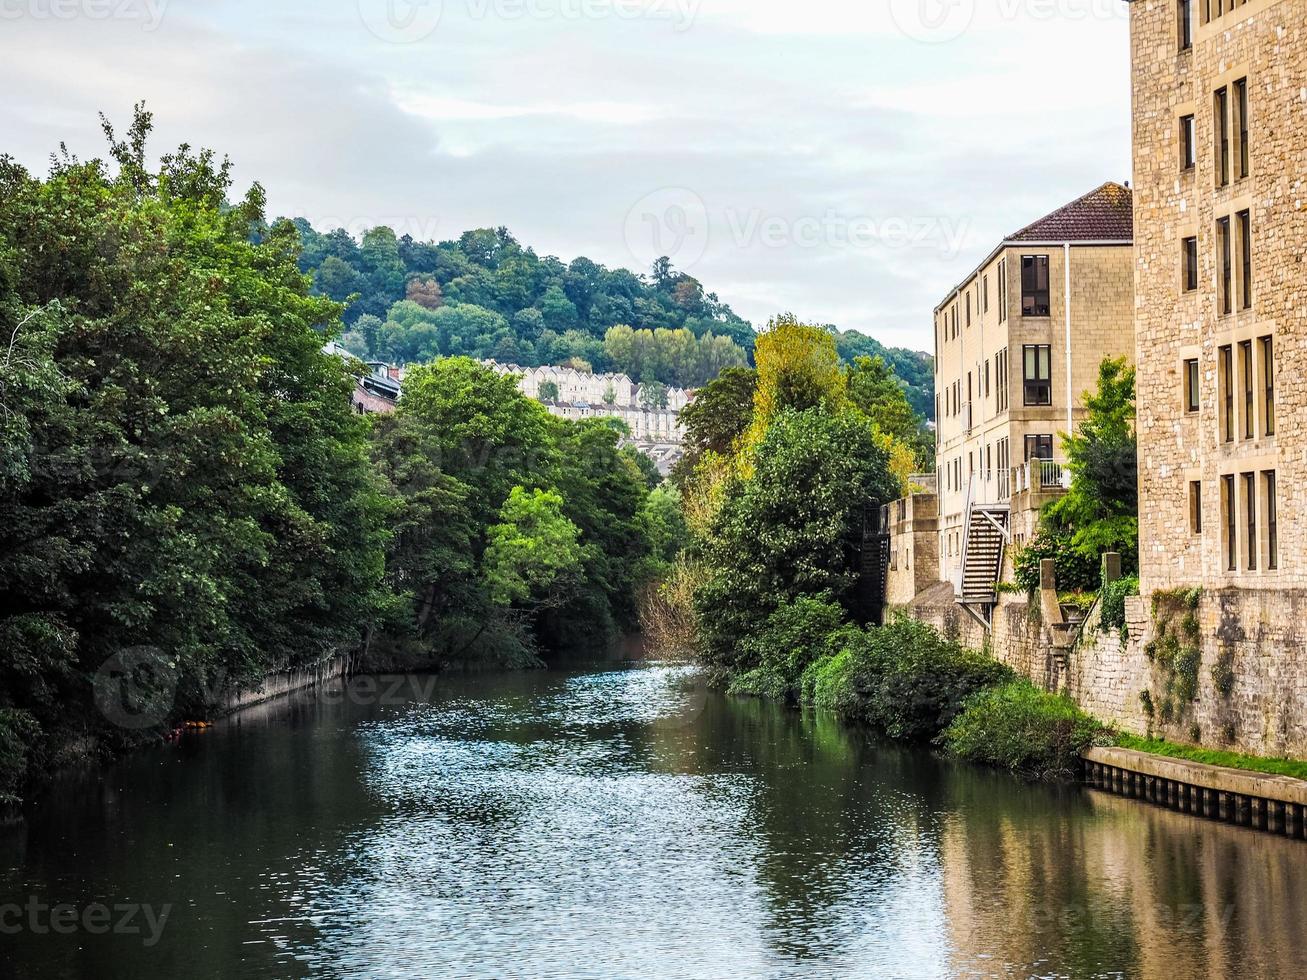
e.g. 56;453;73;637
1131;0;1302;593
932;182;1135;621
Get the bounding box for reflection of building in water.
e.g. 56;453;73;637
938;781;1307;979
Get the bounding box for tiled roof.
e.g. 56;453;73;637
1006;181;1134;242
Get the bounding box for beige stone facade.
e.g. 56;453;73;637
1131;0;1305;592
933;183;1135;588
882;490;941;606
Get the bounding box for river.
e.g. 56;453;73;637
2;662;1305;979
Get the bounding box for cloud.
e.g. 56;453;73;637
0;0;1130;351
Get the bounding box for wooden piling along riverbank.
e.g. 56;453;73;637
1084;747;1307;840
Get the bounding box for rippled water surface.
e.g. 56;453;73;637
3;663;1306;979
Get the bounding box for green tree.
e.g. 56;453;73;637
696;409;900;671
539;380;560;402
484;487;582;606
1046;357;1138;570
0;109;390;801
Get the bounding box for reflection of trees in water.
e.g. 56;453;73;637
662;691;958;965
666;689;1307;978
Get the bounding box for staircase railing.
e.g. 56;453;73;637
953;474;977;597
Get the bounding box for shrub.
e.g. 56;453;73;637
941;681;1109;780
1012;522;1100;594
1100;574;1139;639
727;595;851;702
803;617;1014;741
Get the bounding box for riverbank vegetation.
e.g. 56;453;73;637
651;322;1114;780
0;110;681;806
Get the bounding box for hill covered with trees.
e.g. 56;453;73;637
291;220;936;418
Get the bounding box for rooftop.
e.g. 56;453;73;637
935;180;1134;311
1005;181;1134;242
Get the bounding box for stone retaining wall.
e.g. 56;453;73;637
896;584;1307;759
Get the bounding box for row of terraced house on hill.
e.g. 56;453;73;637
882;0;1307;759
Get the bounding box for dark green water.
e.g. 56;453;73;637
2;663;1305;979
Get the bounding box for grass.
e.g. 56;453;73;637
1115;733;1307;781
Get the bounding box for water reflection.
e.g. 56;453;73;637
1;665;1304;978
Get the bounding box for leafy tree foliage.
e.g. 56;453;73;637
371;357;657;666
484;488;582;607
695;409;900;674
0;108;390;792
1046;357;1138;571
292;219;756;386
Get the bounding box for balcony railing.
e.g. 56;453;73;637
1012;459;1070;494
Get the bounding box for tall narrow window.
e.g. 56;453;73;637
1023;344;1052;406
996;348;1009;412
1223;474;1236;571
1189;481;1202;535
998;260;1007;323
1220;345;1234;442
1234;77;1249;180
1021;256;1051;316
984;360;991;399
1179;0;1193;50
1180;114;1196;170
1237;209;1252;310
1182;236;1199;291
1217;216;1232;315
1261;335;1274;436
1240;340;1253;438
1215;87;1230;187
1265;471;1278;570
966;293;972;327
1244;472;1257;571
983;275;989;313
1184;358;1200;413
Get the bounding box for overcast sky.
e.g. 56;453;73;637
0;0;1131;351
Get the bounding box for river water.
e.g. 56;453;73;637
2;663;1305;979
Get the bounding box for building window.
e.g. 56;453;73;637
1189;481;1202;535
1240;340;1253;439
966;293;972;327
1024;434;1053;461
1182;236;1198;292
1179;0;1193;50
1023;344;1051;406
1217;216;1232;315
996;348;1008;412
1234;77;1249;180
1237;209;1252;310
1184;358;1200;413
1222;474;1236;571
1219;345;1233;442
1244;472;1257;571
983;275;989;313
984;360;991;399
1215;86;1230;188
998;259;1007;323
1180;114;1196;170
1261;335;1274;436
1265;471;1278;570
1021;255;1051;316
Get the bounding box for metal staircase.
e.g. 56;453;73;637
955;476;1010;628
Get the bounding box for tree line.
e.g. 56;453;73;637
294;215;936;417
0;109;684;808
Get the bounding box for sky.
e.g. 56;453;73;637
0;0;1132;351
